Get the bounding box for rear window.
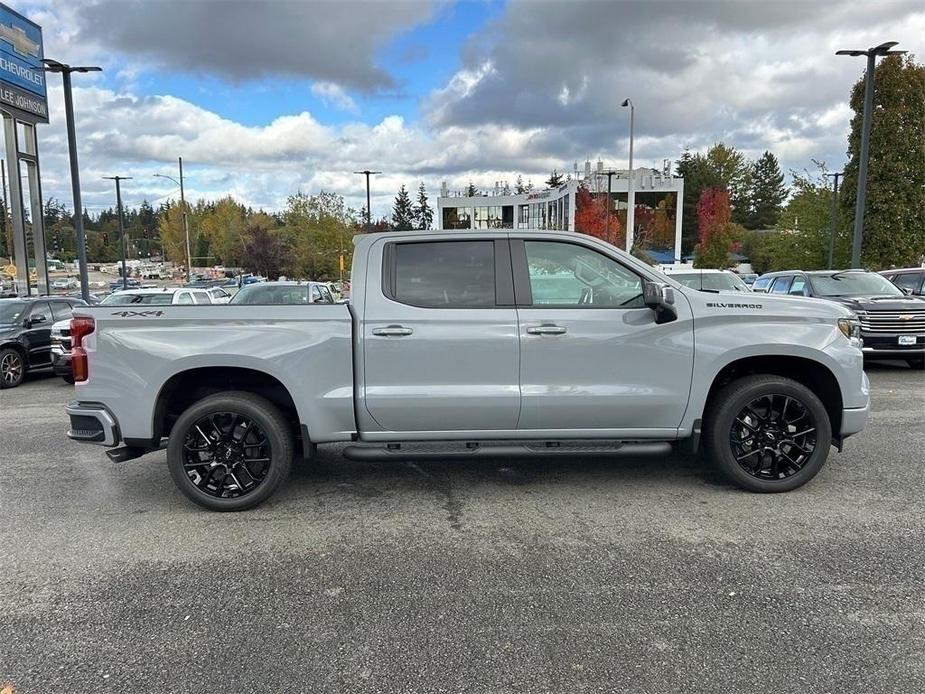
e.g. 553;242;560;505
231;285;311;305
389;241;496;308
102;292;174;305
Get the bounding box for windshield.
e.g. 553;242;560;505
671;272;750;292
809;272;903;297
0;301;27;323
230;285;311;305
102;292;174;305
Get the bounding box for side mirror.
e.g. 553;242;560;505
901;287;913;296
28;314;47;327
643;281;677;324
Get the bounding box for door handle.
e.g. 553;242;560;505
372;325;413;337
526;325;567;335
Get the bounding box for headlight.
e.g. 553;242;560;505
838;317;861;341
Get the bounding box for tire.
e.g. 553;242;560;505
166;391;293;511
0;347;25;389
703;374;832;493
907;358;924;370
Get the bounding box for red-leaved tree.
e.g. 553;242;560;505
695;187;735;268
575;185;622;247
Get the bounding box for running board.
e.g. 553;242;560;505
342;441;672;462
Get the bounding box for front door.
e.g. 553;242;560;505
23;301;53;366
361;238;520;434
513;238;694;434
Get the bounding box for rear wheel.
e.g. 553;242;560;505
0;348;25;389
704;375;832;493
166;391;293;511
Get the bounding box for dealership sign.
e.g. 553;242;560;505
0;3;47;122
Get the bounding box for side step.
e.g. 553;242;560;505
343;441;672;462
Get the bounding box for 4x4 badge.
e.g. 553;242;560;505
111;310;165;318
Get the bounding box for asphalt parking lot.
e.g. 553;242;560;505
1;365;923;694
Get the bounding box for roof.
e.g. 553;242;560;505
109;287;187;294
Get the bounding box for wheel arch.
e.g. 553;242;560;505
151;366;305;449
702;355;844;436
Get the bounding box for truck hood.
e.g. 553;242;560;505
692;290;854;320
817;294;925;313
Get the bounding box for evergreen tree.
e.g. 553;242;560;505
841;54;925;268
465;181;478;197
391;185;414;231
414;182;433;230
746;151;787;229
514;174;526;194
545;170;564;188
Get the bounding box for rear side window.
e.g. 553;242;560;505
390;241;496;308
770;276;793;294
894;272;923;294
192;291;211;304
753;276;772;292
176;292;194;305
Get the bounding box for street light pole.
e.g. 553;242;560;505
621;98;635;253
824;171;843;269
42;60;102;302
103;176;132;289
155;158;192;281
836;41;905;268
353;170;382;231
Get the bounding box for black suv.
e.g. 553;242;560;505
753;270;925;369
0;296;87;388
881;267;925;297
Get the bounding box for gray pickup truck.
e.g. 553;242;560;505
66;231;870;510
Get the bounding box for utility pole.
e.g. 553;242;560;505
103;176;132;289
42;60;102;302
1;159;8;261
824;171;843;270
353;170;382;231
621;98;635;253
154;158;192;281
836;41;905;268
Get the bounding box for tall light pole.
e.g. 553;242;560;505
621;98;635;253
353;170;381;231
103;176;132;290
154;157;192;281
42;59;102;302
824;171;843;270
836;41;905;268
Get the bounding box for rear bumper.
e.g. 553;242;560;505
66;401;121;446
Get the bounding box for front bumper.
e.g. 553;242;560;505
51;348;72;377
840;371;870;438
66;401;121;446
861;332;925;357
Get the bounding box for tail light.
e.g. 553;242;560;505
70;316;95;383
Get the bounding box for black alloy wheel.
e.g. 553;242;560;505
704;374;832;493
729;393;817;480
0;348;25;389
181;412;272;499
167;392;293;511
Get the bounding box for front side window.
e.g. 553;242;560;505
894;273;923;293
28;301;51;323
192;291;211;304
392;241;495;308
524;241;644;308
51;302;74;321
310;285;322;303
753;277;772;292
788;277;807;296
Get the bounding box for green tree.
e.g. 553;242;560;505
465;181;478;197
200;196;247;265
746;151;787;229
545;170;564;188
514;174;526;194
392;185;414;231
841;54;925;269
282;191;354;280
414;182;433;230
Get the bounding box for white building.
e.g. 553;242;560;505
437;160;685;262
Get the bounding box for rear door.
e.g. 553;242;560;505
512;238;694;433
361;238;520;434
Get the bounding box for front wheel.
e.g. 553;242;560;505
166;391;293;511
0;348;25;389
704;375;832;493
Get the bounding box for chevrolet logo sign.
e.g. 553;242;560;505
0;23;40;58
900;314;915;320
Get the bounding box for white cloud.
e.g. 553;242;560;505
310;82;359;114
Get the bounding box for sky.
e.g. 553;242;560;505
9;0;925;220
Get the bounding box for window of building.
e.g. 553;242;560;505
391;241;496;308
442;207;471;230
